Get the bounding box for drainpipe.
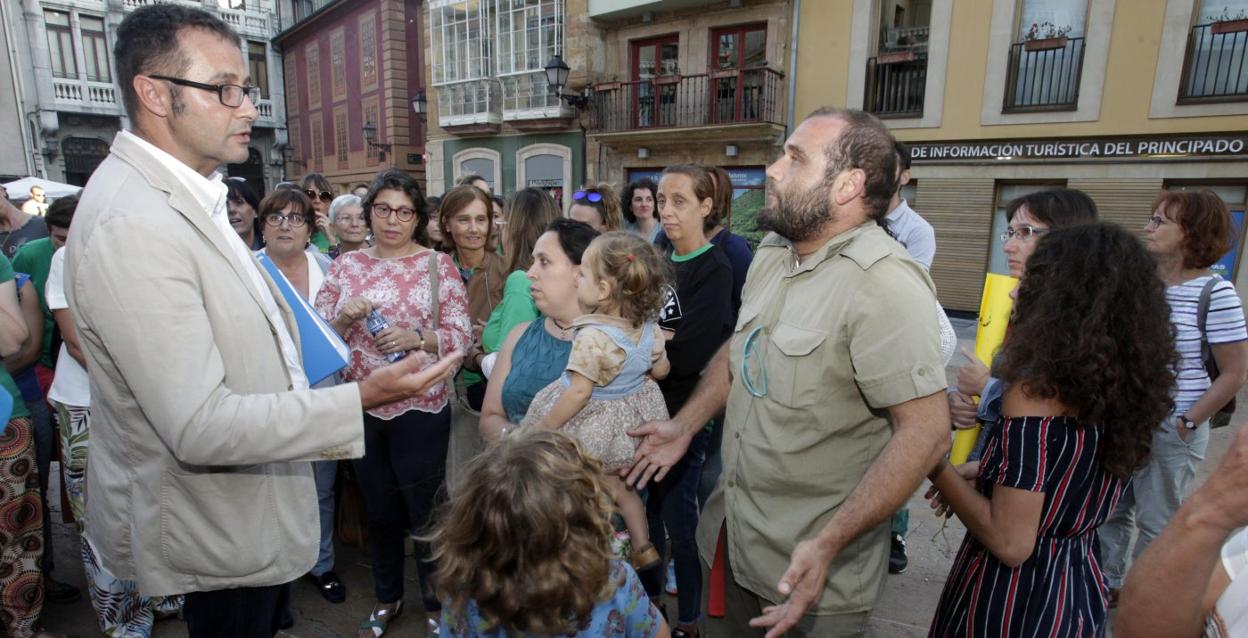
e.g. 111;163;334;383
785;0;800;136
0;0;35;175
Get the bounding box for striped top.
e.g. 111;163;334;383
1168;275;1247;415
930;416;1124;637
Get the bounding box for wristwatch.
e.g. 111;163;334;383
1177;415;1197;430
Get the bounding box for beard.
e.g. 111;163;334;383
756;177;837;243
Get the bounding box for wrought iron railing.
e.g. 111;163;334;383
588;67;784;133
1179;22;1248;102
1003;36;1085;111
864;56;927;118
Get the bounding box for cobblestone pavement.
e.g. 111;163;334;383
42;318;1236;636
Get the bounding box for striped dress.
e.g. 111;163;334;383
930;416;1124;637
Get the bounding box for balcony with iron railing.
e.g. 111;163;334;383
1003;36;1086;112
863;23;931;119
588;67;784;134
1179;21;1248;103
864;56;927;118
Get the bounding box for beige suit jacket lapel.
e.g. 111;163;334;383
110;135;302;357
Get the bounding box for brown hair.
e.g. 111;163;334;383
1154;189;1234;269
299;172;333;195
504;188;562;273
431;430;620;635
437;184;495;252
583;231;670;326
257;188;315;227
660;164;717;232
807;107;899;220
706;165;733;230
572;182;625;231
995;223;1176;478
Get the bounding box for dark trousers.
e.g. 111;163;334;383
354;406;450;611
183;583;289;638
642;428;711;625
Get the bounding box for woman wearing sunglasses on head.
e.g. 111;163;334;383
315;169;472;638
300;173;338;255
570;183;625;232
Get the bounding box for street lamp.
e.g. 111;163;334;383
362;121;391;160
544;53;591;109
411;89;427;120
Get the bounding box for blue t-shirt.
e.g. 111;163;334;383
440;560;661;638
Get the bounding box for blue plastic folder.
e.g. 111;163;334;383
256;254;350;385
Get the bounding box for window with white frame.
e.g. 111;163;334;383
430;0;498;122
497;0;562;114
430;0;564;122
431;0;493;84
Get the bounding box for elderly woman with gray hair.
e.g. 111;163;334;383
328;194;369;258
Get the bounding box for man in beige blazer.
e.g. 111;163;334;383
63;6;460;636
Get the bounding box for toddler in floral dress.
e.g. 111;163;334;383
521;231;670;571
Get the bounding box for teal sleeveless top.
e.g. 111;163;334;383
501;319;572;424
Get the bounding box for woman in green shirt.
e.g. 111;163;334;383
475;188;562;366
0;252;46;638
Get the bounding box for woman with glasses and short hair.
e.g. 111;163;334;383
1099;189;1248;606
569;183;625;232
254;188;348;605
300;173;337;254
315;169;472;638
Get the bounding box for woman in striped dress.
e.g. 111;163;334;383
927;223;1177;637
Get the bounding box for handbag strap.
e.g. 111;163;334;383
428;250;441;328
1198;276;1219;364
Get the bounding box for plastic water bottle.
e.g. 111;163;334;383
366;309;406;363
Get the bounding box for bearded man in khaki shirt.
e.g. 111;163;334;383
627;108;951;637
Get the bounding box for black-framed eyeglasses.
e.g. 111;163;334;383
371;203;417;222
264;212;309;227
148;74;260;108
304;189;333;203
572;190;604;203
999;225;1049;242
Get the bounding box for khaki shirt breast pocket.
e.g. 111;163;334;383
764;322;831;408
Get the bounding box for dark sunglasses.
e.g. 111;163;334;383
572;190;603;203
304;189;333;203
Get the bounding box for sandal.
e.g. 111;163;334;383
359;601;403;638
427;616;441;637
631;542;662;572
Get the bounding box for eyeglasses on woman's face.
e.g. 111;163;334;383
999;225;1049;242
371;203;417;222
1145;215;1169;229
264;212;308;227
304;189;333;203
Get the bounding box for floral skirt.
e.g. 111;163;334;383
521;378;669;472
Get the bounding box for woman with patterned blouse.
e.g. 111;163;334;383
315;169;471;638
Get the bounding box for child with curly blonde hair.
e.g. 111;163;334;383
431;429;670;637
520;231;671;572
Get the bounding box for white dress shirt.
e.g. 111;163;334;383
120;131;309;391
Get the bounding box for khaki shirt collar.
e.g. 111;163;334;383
757;221;890;277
